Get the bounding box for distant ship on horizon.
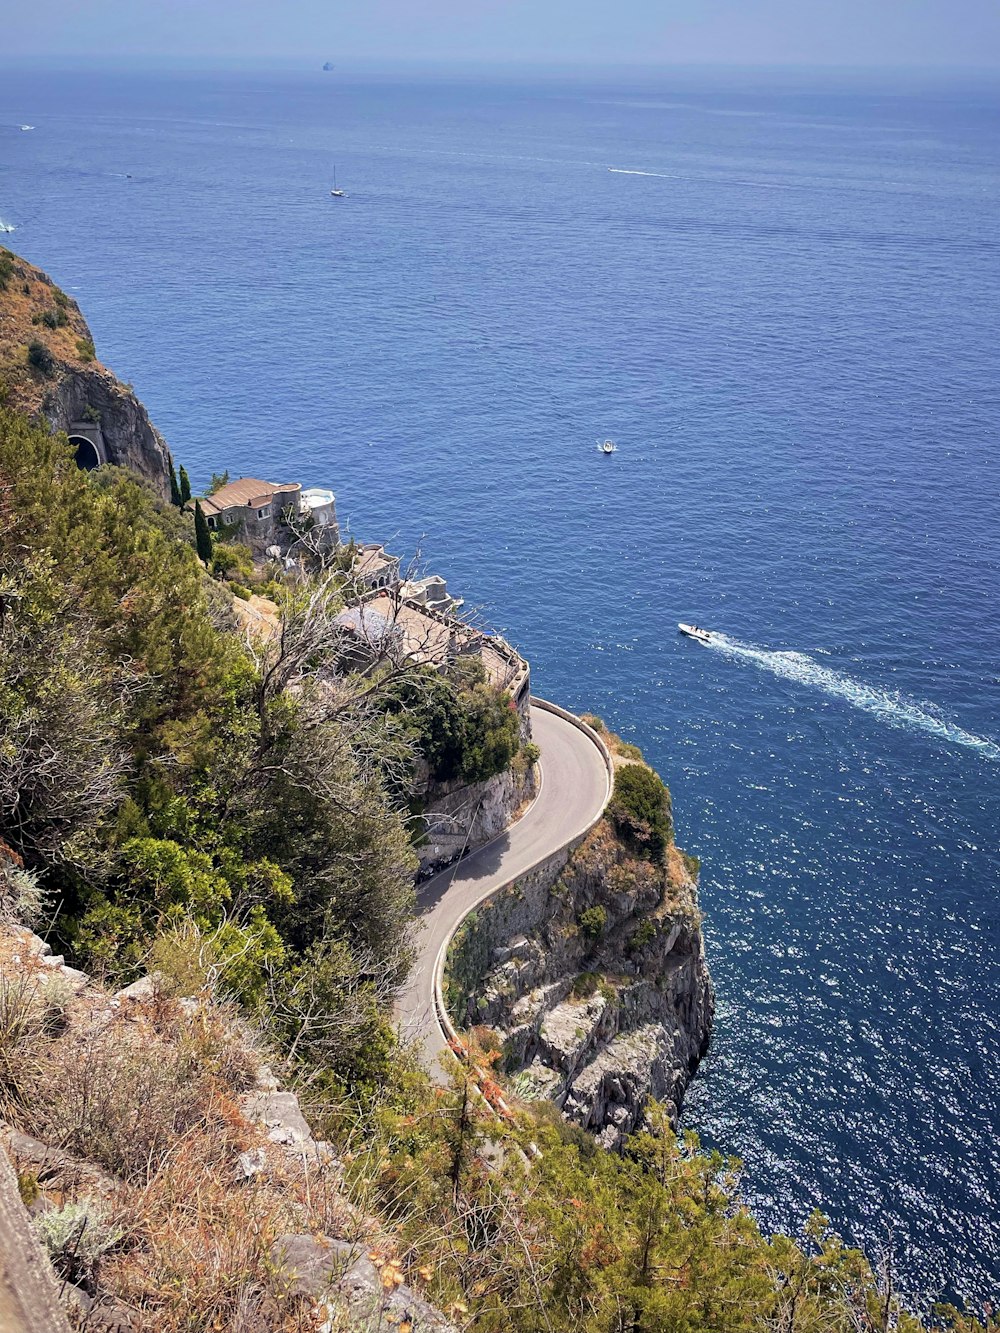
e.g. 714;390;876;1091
322;62;334;72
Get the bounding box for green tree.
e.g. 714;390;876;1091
193;500;212;564
610;763;673;858
178;465;192;505
26;340;54;376
168;457;182;507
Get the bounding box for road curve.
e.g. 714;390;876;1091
395;701;611;1075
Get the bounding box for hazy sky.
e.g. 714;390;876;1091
5;0;1000;68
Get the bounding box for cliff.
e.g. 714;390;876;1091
0;249;170;497
445;735;714;1149
0;919;458;1333
416;750;538;876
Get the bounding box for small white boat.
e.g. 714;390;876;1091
598;439;617;455
678;623;712;644
330;165;347;198
20;125;34;132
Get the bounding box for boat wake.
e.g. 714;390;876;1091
0;218;15;234
706;634;1000;762
607;167;678;179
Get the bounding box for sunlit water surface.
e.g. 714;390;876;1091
3;64;999;1307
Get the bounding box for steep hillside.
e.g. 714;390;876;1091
0;248;170;496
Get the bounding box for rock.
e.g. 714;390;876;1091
58;965;89;988
271;1233;355;1295
242;1090;313;1146
43;364;171;499
254;1063;280;1091
113;974;157;1002
0;251;172;500
271;1234;459;1332
236;1147;267;1180
417;759;536;877
3;1130;118;1199
452;817;714;1146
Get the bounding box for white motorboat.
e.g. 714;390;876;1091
678;623;712;644
598;439;617;454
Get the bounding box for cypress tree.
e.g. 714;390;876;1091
194;500;212;564
179;465;192;506
168;457;182;507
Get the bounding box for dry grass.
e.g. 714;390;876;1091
20;997;259;1183
0;248;98;413
0;928;411;1333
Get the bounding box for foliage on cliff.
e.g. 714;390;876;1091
0;407;417;1090
383;658;521;787
331;1055;988;1333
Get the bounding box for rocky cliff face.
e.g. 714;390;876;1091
447;815;714;1150
40;365;171;498
0;248;171;498
417;754;537;876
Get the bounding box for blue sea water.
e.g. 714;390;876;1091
2;63;999;1307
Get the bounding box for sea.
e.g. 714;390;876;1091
2;62;998;1309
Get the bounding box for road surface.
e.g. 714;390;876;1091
395;701;610;1075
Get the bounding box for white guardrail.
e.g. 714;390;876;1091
430;697;614;1098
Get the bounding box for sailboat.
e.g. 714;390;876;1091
330;166;346;199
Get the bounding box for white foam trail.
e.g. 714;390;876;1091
0;218;15;234
706;634;1000;762
608;167;678;179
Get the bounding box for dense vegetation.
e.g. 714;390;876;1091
0;406;993;1331
610;761;674;857
0;408;517;1093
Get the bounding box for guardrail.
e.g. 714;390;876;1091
430;696;614;1076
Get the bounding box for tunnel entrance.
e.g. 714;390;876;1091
70;436;101;471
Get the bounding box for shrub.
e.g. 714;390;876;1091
0;858;46;926
610;763;673;858
76;336;96;362
631;918;657;950
26;340;54;375
0;969;45;1106
0;254;14;290
523;741;540;766
211;541;254;581
35;1198;122;1286
571;971;599;998
682;850;701;880
578;905;607;940
26;1022;220;1180
230;582;251;601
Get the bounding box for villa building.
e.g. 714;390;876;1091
353;543;400;592
196;477;339;551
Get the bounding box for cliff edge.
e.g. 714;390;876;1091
445;723;714;1149
0;249;170;497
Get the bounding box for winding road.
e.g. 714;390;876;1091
395;701;611;1075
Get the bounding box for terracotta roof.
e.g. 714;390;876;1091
201;478;300;517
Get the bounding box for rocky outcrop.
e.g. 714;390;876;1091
0;921;459;1333
41;364;171;498
447;819;714;1149
0;247;170;498
417;756;538;876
